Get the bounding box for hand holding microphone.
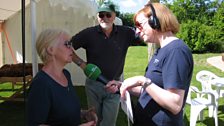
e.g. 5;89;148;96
105;80;122;94
83;64;121;94
72;48;120;93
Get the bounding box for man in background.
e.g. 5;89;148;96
70;2;139;126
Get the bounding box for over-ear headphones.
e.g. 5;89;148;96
147;4;161;30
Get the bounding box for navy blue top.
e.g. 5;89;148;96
27;69;81;126
137;39;193;126
71;25;139;80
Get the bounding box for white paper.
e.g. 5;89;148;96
120;91;133;123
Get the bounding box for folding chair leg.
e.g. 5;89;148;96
209;106;214;117
213;107;218;126
198;110;204;121
190;105;206;126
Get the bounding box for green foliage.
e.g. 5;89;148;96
178;21;223;53
96;0;104;6
114;0;224;52
213;1;224;51
172;0;224;53
118;13;135;27
171;0;215;23
117;0;224;52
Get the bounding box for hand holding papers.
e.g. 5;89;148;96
119;76;146;124
120;91;133;123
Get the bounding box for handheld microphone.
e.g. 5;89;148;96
96;74;109;84
83;64;109;85
83;64;120;94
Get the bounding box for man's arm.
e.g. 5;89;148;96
72;48;86;70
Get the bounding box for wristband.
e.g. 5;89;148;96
76;60;83;66
143;78;152;90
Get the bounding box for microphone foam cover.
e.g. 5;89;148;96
84;64;101;80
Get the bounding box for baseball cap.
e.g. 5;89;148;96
97;2;115;13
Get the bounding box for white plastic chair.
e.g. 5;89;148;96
196;70;224;117
186;86;218;126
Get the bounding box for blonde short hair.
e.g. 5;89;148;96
36;29;70;64
134;3;179;34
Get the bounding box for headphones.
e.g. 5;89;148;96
147;4;161;30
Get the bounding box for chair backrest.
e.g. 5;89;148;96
186;86;201;105
186;87;192;105
196;70;219;92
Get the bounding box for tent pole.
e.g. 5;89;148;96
31;0;38;76
21;0;26;104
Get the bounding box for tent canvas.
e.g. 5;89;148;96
0;0;98;86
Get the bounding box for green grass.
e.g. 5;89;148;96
0;46;224;126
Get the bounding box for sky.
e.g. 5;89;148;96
111;0;149;13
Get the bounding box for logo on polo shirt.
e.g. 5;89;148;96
153;59;159;64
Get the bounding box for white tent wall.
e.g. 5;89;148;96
0;33;2;67
0;22;2;66
1;0;98;86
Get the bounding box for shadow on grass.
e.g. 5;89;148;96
0;89;20;92
0;101;25;126
218;104;224;113
197;116;224;126
184;113;190;126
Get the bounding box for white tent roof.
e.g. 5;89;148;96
0;0;98;81
0;0;30;23
0;0;97;24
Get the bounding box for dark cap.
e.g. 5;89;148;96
97;2;115;13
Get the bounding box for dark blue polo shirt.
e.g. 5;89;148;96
71;25;139;80
136;39;193;126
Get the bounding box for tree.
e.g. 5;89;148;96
172;0;224;52
96;0;104;6
213;1;224;51
170;0;216;24
150;0;160;2
118;13;135;27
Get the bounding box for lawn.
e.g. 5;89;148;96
0;46;224;126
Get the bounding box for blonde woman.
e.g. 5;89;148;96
27;29;97;126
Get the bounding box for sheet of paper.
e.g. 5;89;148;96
120;91;133;123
